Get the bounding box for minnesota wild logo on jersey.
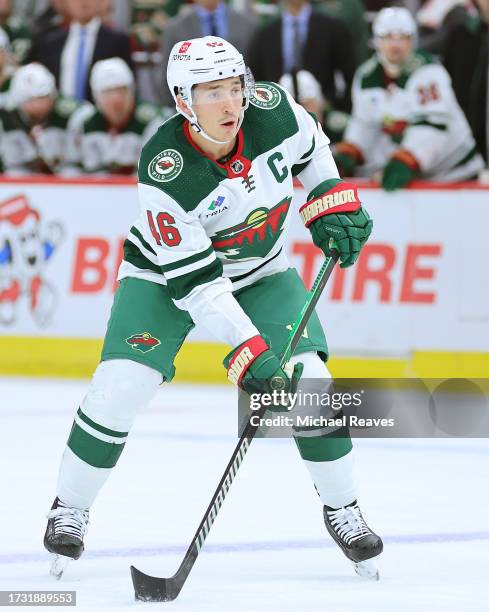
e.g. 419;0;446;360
211;198;291;259
250;84;282;110
148;149;183;183
125;332;161;352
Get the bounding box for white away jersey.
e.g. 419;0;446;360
118;82;340;308
72;101;170;175
0;96;87;175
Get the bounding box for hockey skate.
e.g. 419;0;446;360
44;497;89;579
323;500;383;581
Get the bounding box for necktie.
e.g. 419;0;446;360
74;27;88;100
292;18;303;71
209;12;218;37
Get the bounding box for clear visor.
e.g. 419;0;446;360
180;67;254;106
192;77;245;105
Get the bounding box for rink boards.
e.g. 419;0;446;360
0;176;488;379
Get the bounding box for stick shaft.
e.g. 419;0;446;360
280;250;339;366
188;252;339;554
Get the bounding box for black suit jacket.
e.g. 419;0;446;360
249;12;355;112
443;21;488;162
28;24;134;101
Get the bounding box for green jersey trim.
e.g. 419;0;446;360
123;239;161;274
307;111;320;127
453;145;478;169
124;236;216;279
160;245;215;273
292;133;315;176
300;135;316;160
129;227;156;256
167;258;223;300
410;119;447;131
292;160;311;176
228;247;283;282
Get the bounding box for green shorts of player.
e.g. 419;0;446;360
70;268;352;469
103;267;327;381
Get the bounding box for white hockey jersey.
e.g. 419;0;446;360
118;82;339;311
0;96;87;175
343;52;484;180
73;102;171;175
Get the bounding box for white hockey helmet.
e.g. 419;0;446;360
10;63;56;106
373;7;417;39
90;57;134;98
167;36;254;144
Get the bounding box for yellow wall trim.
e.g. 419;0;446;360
1;337;488;381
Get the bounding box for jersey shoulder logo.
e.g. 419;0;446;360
250;84;282;110
148;149;183;183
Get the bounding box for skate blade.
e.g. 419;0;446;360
49;554;71;579
352;558;379;581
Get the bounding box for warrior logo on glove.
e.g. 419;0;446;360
300;184;360;227
301;180;373;269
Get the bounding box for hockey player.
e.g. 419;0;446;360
0;63;87;174
44;37;382;582
334;7;485;190
74;58;171;175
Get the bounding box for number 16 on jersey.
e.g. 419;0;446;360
147;210;182;247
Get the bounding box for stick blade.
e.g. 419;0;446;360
130;565;179;602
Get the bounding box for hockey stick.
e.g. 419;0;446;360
130;249;339;601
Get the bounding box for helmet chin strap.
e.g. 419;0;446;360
189;120;232;145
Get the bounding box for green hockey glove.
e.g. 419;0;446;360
224;335;303;408
300;180;372;268
381;149;419;192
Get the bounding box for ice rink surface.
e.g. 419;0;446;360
1;377;488;611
